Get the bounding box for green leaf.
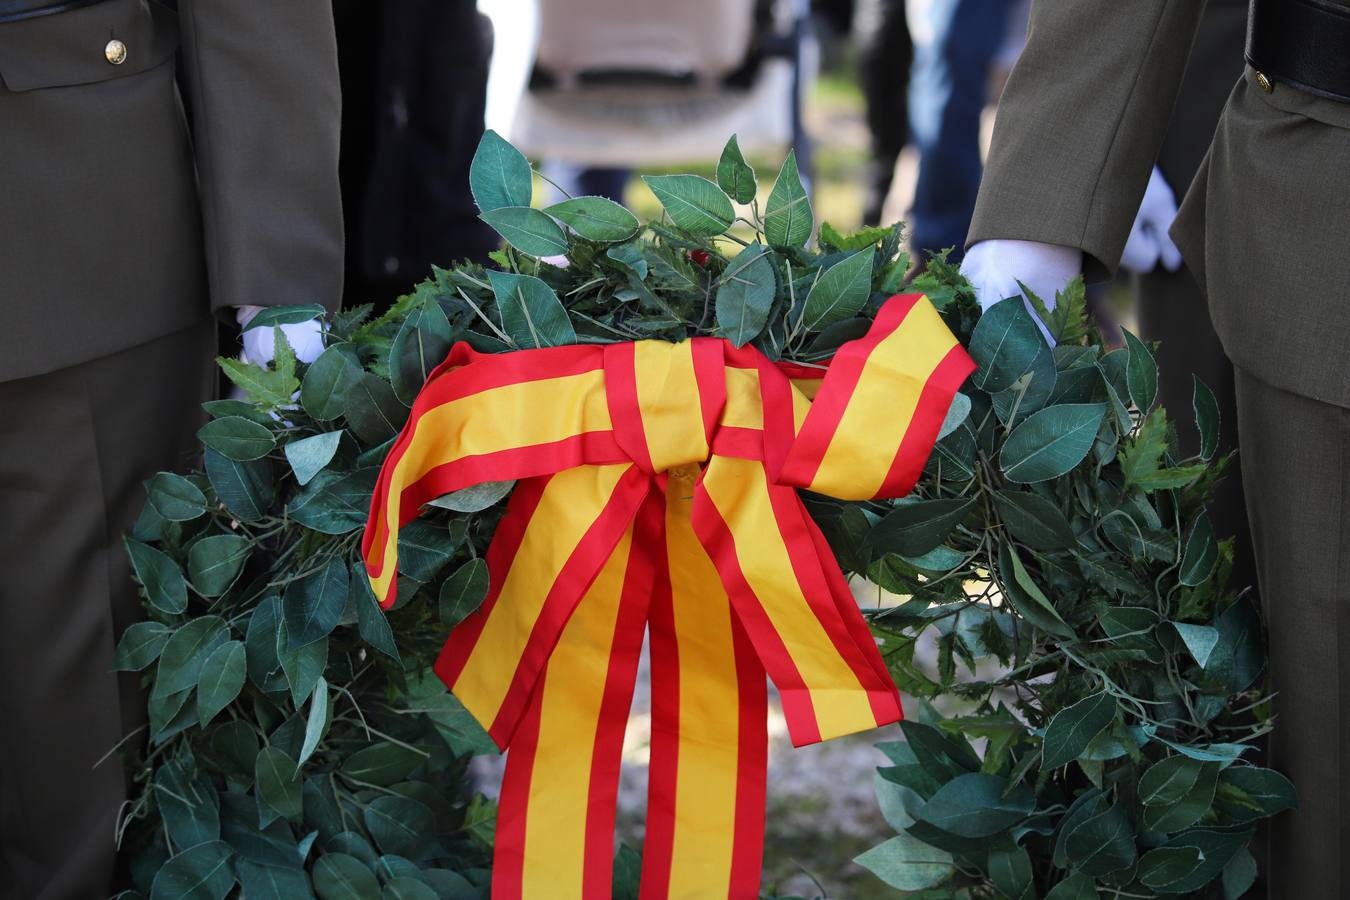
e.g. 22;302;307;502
149;841;234;900
642;174;734;236
1222;846;1257;900
383;878;438;900
114;620;173;671
480;206;569;257
427;479;515;513
1142;761;1219;832
363;796;435;859
937;392;971;441
714;243;776;347
1179;511;1218;586
763;150;813;248
1172;622;1221;668
187;534;250;597
1042;691;1116;769
1218;766;1297;818
345;374;409;446
389;297;454;405
235;861;314;900
853;833;954;892
994;491;1075;551
288;469;379;535
301;345;363;421
915;773;1034;838
1123;329;1158;412
394;520;460;582
313;853;381;900
439;559;490;628
256;747;303;824
488;270;577;349
872;497;977;558
240;304;327;333
1064;803;1136;876
284;557;349;649
969;296;1045;392
1000;404;1107;483
278;628;328;707
988;846;1033;900
819;221;892;252
1193;375;1221;461
1002;543;1075;638
197;416;276;462
1141;756;1208;807
298;677;330;767
154;616;231;698
125;538;189;614
204;449;274;523
716;135;757;204
469;129;532;213
1044;871;1098;900
245;595;284;691
545;196;641;242
285;432;344;487
800;251;873;332
196;640;246;727
341;742;426;786
873;771;923;831
351;563;400;662
218;353;299;410
146;472;209;522
1137;846;1205;890
155;759;221;851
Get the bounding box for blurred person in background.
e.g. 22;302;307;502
334;0;498;312
0;0;342;896
854;0;912;226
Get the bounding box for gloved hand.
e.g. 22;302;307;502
236;305;326;365
960;239;1081;344
1119;166;1183;275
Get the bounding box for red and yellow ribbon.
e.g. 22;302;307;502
363;293;974;899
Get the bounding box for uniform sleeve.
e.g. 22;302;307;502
967;0;1208;277
178;0;344;314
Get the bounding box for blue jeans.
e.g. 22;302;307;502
908;0;1011;260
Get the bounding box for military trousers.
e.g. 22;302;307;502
0;320;213;900
1233;366;1350;898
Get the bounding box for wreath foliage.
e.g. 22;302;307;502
113;132;1288;900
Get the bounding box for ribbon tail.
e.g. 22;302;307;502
436;463;648;748
694;456;901;746
493;503;655;900
642;477;767;900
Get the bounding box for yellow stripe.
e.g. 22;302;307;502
664;481;740;898
811;304;956;499
371;370;610;597
633;341;708;472
452;464;630;726
722;367;763;431
520;527;634;898
701;457;876;740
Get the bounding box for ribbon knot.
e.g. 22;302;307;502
364;294;974;900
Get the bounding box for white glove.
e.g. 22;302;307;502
1119;166;1183;275
236;305;326;365
960;239;1081;344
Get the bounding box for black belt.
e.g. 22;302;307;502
1247;0;1350;102
0;0;111;24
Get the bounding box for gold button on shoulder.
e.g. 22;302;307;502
1255;70;1274;94
105;39;127;65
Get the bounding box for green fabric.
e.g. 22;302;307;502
0;321;214;898
0;0;342;382
1234;366;1350;899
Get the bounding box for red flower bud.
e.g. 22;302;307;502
688;249;712;268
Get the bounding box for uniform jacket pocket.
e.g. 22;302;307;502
0;0;177;93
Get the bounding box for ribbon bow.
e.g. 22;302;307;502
363;294;973;899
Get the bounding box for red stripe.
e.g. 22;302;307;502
709;427;767;460
776;294;920;490
764;482;901;728
490;683;546;900
875;344;977;498
689;468;821;746
692;338;728;443
637;504;678;900
483;467;650;747
603;342;655;474
580;495;662;899
803;510;902;723
727;616;768;899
